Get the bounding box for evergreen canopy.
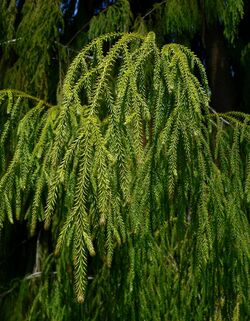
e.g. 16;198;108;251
0;31;249;320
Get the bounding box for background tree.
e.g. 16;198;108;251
0;1;249;321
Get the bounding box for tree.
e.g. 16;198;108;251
0;2;249;321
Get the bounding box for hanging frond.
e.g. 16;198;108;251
0;32;249;320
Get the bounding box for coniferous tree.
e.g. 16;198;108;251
0;1;250;321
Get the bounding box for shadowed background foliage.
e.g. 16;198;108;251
1;0;250;111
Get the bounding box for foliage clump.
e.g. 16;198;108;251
0;32;249;320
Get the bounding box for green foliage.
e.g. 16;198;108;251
161;0;244;43
88;0;133;40
87;0;244;44
0;0;63;98
0;32;250;320
0;0;16;45
0;0;245;101
162;0;201;37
